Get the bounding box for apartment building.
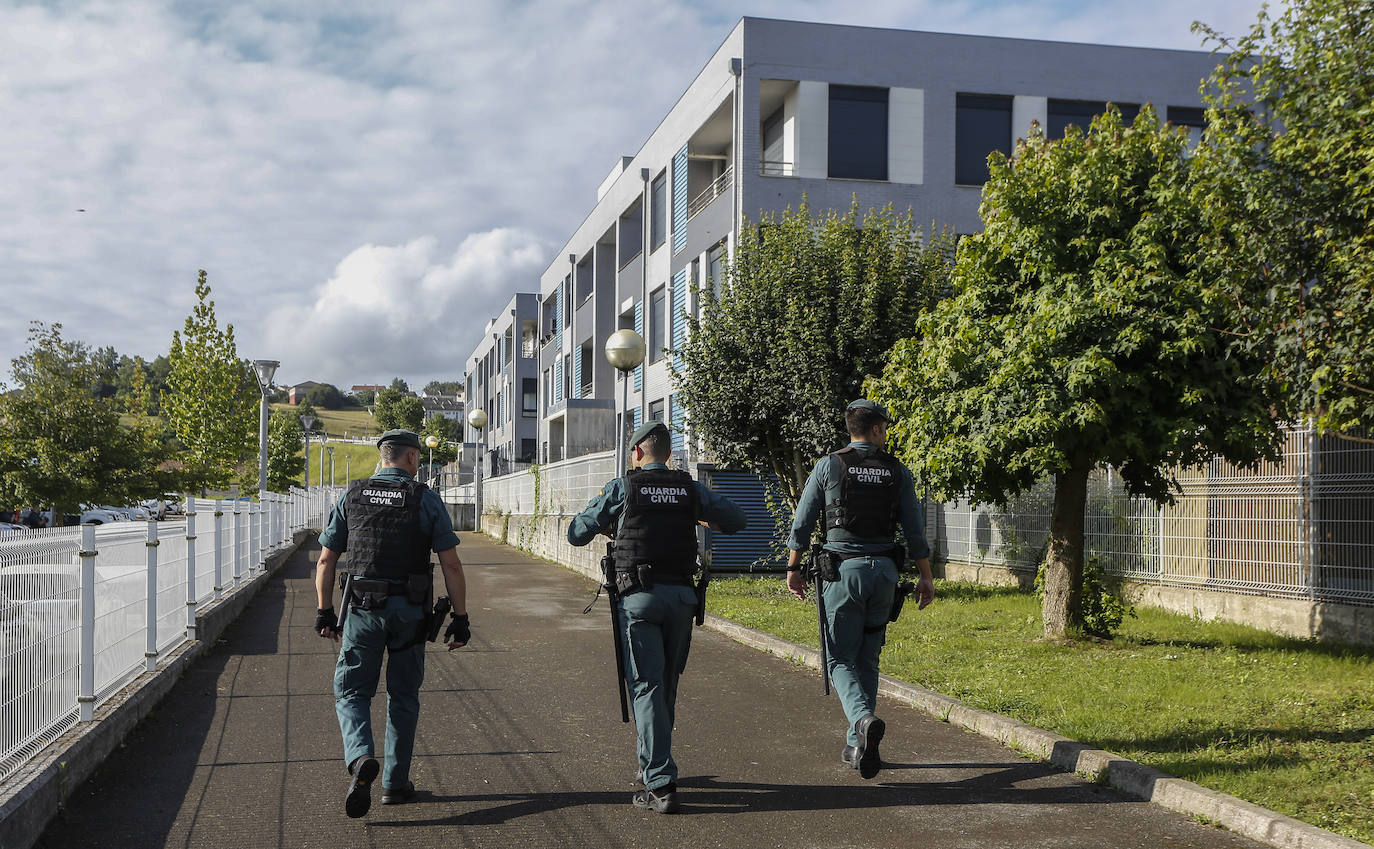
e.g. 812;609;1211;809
534;17;1221;463
463;293;540;476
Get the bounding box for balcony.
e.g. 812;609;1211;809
688;166;733;220
760;160;794;177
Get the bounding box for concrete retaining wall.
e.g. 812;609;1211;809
480;511;601;581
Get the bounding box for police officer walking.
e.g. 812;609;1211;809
314;429;471;818
567;421;746;814
785;400;934;779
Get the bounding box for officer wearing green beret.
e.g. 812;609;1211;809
314;429;471;817
568;421;747;813
785;400;935;779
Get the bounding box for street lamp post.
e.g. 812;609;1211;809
467;409;488;529
299;414;316;489
251;360;280;499
318;432;329;490
425;435;439;489
605;329;647;479
327;446;336;487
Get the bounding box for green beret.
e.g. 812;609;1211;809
630;420;669;448
846;399;893;422
377;429;422;450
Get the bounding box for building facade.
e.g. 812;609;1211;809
464;293;540;476
532;18;1221;462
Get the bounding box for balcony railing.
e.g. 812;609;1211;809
760;160;794;177
687;166;733;219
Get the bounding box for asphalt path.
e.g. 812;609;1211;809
36;534;1265;849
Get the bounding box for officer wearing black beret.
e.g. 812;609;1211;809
314;429;470;817
567;420;747;813
785;400;934;779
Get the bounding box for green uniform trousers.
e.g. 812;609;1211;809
822;555;898;747
619;583;697;791
334;594;427;790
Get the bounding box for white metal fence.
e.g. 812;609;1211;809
931;425;1374;606
482;450;616;517
0;486;338;783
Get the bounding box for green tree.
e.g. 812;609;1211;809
265;410;305;491
675;199;954;509
870;107;1283;639
373;388;422;431
354;389;376;406
389;377;410;394
0;323;168;524
163;271;257;492
421;416;460;465
304;382;344;410
422;380;462;396
1193;0;1374;435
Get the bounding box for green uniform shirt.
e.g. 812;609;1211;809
566;462;748;544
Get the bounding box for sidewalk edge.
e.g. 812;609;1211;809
701;613;1370;849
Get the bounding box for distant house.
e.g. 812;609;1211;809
288;381;321;405
421;396;464;421
350;384;386;395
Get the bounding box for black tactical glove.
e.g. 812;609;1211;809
443;612;471;644
315;607;338;634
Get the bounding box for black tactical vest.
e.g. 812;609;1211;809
613;467;699;581
344;477;432;580
823;447;901;543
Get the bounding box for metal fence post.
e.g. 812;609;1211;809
145;520;159;672
186;497;198;640
250;499;260;574
213;500;224;600
233;500;243;586
78;524;97;722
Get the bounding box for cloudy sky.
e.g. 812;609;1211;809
0;0;1265;389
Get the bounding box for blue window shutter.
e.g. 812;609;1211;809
632;406;642;432
669;394;685;450
672;143;688;254
555;284;564;348
671;268;688;371
633;300;643;392
554;359;563;403
572;345;582;399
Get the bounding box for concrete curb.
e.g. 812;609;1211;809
701;614;1370;849
0;529;316;849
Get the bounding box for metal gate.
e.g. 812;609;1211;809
700;467;786;572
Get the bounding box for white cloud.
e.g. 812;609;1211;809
0;0;1267;387
263;229;547;386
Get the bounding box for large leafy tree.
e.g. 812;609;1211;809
675;199;954;508
1193;0;1374;435
374;388;424;432
870;107;1284;639
0;323;169;524
265;410;305;491
163;271;257;492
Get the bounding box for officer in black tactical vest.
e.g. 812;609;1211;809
567;420;746;814
314;429;471;818
785;400;934;779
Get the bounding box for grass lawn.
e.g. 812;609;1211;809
293;441;382;488
271;403;378;439
709;576;1374;844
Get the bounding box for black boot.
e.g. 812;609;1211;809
853;714;885;780
841;745;858;767
345;756;379;818
632;785;681;814
381;781;417;805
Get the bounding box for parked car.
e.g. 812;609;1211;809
160;495;185;517
0;523;25;533
79;507;126;525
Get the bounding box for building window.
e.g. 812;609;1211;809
1168;105;1207;148
1047;100;1139;139
761;105;785;172
649;398;665;423
828;85;888;181
955;94;1012;186
578;340;593;396
649;286;666;363
562;354;571;401
542;368;550;414
706;242;725;297
520;438;536;463
650;171;667;251
522;378;536;416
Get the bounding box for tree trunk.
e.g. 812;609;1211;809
1042;458;1090;640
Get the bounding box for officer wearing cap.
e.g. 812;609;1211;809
567;420;747;814
785;400;934;779
314;428;471;818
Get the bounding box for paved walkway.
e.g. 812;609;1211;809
37;535;1264;849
